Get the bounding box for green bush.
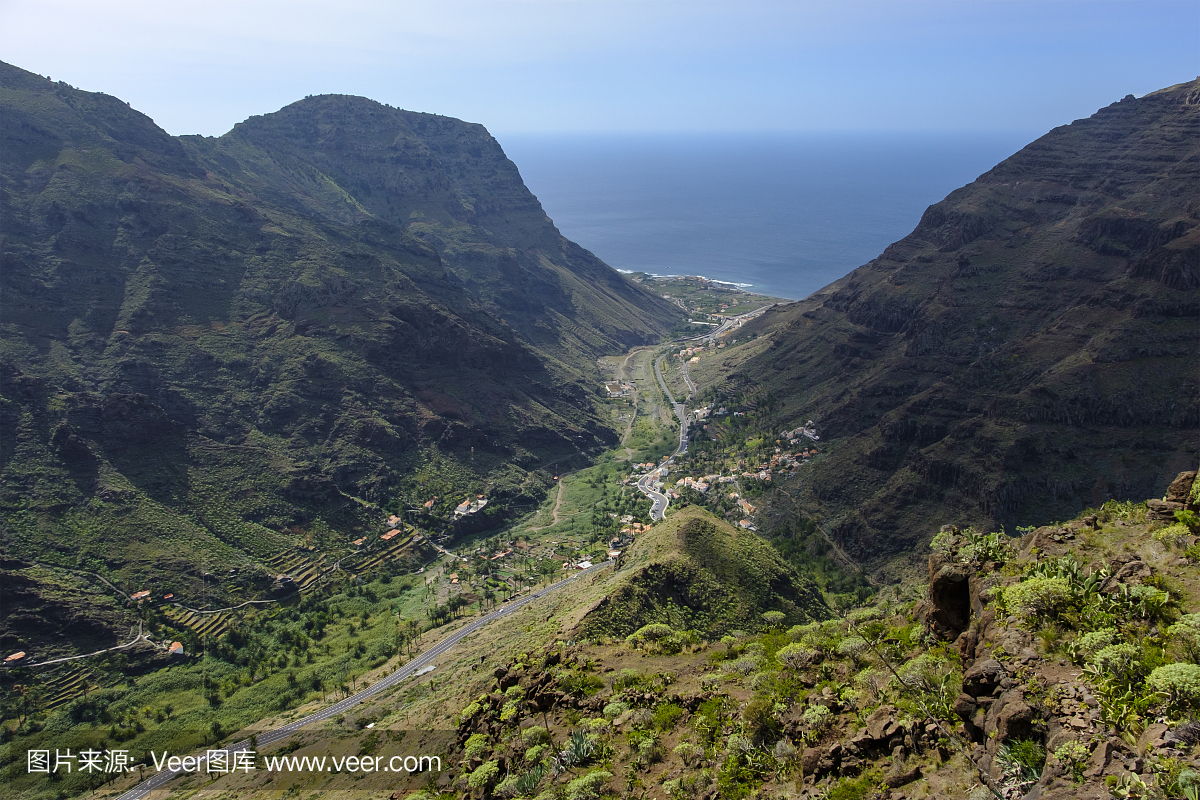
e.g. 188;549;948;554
1154;523;1192;546
1147;663;1200;709
1169;614;1200;662
602;700;630;720
836;636;870;660
776;643;818;670
826;768;884;800
467;759;500;790
1091;643;1145;684
1053;740;1090;784
1073;628;1121;660
1004;577;1072;618
522;725;551;747
566;769;613;800
652;702;685;731
463;732;489;760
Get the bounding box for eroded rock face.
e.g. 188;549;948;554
1166;470;1197;504
918;555;973;640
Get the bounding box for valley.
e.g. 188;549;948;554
2;62;1198;800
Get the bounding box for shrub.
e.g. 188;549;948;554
467;759;500;790
787;622;820;642
627;623;674;644
1147;663;1200;709
837;636;870;660
1169;614;1200;662
653;702;685;731
463;732;489;761
566;769;612;800
1004;577;1072;618
1052;740;1090;784
1154;523;1192;546
761;610;786;627
1073;628;1121;660
1176;508;1200;533
522;725;551;747
673;740;704;767
801;704;833;737
1091;643;1144;685
826;768;885;800
524;743;549;763
612;668;643;690
603;700;630;720
846;606;883;624
721;655;763;675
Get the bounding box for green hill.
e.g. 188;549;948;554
575;506;830;639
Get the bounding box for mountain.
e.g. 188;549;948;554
575;505;829;639
0;60;682;641
710;80;1199;572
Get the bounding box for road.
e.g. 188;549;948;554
113;561;610;800
637;355;693;521
680;304;776;344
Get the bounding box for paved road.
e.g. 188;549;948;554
679;304;776;344
637;355;694;521
113;562;610;800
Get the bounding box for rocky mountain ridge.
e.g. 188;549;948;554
0;60;682;651
718;79;1199;572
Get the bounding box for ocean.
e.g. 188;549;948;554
499;132;1039;300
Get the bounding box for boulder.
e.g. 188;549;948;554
988;691;1036;743
1146;498;1184;521
1165;470;1197;504
885;764;922;788
864;705;898;740
962;659;1007;697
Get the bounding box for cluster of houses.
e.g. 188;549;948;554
675;473;738;494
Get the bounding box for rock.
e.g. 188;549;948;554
865;705;898;740
963;659;1007;697
1146;498;1184;521
1137;723;1169;752
954;692;978;719
1166;471;1197;504
1083;741;1113;779
986;690;1035;743
920;555;973;639
885;764;922;788
1101;560;1151;592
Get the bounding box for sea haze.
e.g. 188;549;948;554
499;132;1038;300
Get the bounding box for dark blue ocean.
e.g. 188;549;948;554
499;132;1038;300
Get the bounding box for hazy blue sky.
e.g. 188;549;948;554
2;0;1195;137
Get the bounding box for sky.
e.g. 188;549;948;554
1;0;1196;137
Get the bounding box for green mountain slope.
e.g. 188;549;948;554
575;506;830;639
713;80;1199;570
0;61;682;649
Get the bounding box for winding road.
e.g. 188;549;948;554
636;355;693;521
113;561;610;800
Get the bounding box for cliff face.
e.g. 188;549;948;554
730;80;1200;568
0;61;681;615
